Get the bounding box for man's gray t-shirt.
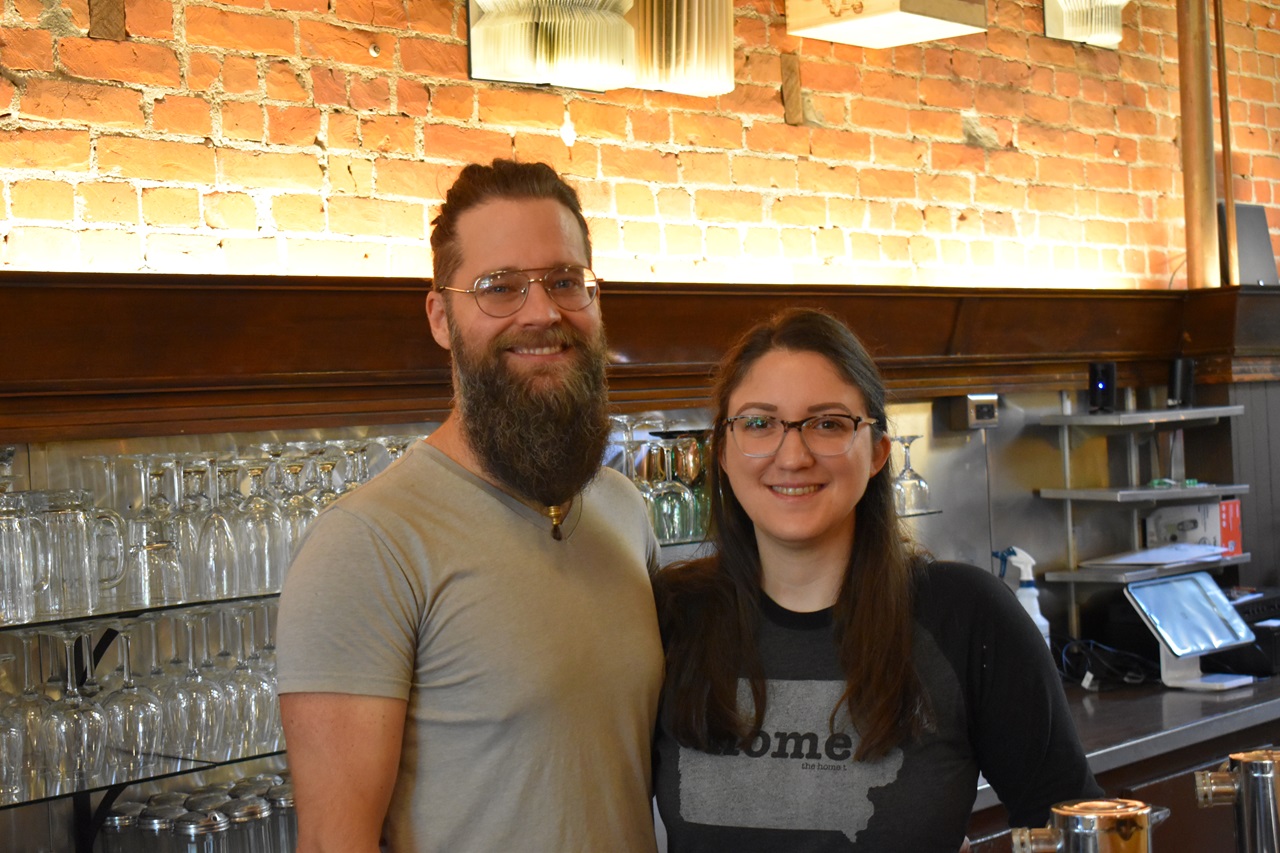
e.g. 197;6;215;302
277;441;664;852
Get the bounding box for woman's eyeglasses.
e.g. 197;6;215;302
722;414;880;458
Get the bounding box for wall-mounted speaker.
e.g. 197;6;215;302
1088;362;1117;413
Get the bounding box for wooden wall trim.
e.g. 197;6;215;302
2;272;1278;441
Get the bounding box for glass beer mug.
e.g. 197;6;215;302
34;489;126;619
0;491;47;625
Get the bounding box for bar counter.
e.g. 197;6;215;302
970;675;1280;850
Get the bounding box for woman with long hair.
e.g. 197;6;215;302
652;307;1099;851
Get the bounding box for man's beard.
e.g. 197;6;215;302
449;318;611;508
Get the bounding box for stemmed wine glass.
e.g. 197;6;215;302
311;458;343;509
609;415;659;528
223;605;277;758
100;619;164;775
157;610;226;761
40;625;108;791
277;460;320;560
238;460;287;594
332;440;372;494
0;653;26;802
8;630;51;787
672;432;708;537
892;435;931;516
648;435;700;544
168;459;214;600
375;435;420;463
198;461;243;600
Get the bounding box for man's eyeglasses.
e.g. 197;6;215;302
437;265;599;318
723;414;880;458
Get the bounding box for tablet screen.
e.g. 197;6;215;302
1123;572;1254;657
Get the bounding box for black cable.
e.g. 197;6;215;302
1059;638;1159;688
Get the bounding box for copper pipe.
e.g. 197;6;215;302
1177;0;1222;288
1214;0;1239;286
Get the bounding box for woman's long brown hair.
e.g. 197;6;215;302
653;307;930;761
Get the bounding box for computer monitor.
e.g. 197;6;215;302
1124;571;1256;691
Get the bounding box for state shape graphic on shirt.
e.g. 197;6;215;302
677;679;903;844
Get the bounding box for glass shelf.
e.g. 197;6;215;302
0;747;285;812
1036;404;1244;429
0;593;280;635
1043;553;1251;584
1037;484;1249;503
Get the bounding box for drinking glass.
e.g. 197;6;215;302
157;611;226;760
246;442;289;499
121;540;186;609
168;460;213;600
332;440;372;493
672;432;709;537
375;434;419;462
0;490;45;625
223;605;277;758
0;653;26;803
238;460;288;594
647;436;699;544
118;455;169;548
311;458;343;509
33;489;126;618
277;460;320;559
610;415;659;528
8;630;51;785
100;620;164;774
197;461;244;600
40;625;108;790
892;435;931;515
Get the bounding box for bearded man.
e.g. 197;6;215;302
276;160;664;853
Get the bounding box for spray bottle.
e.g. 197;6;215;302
994;546;1052;649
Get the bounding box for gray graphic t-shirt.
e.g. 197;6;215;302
652;562;1100;852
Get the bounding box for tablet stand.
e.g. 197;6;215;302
1159;644;1254;692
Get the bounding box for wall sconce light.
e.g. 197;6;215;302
1044;0;1129;48
785;0;986;50
468;0;637;91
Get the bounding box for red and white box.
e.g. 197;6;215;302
1145;499;1243;556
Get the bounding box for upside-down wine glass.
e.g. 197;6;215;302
238;460;288;594
198;461;243;600
100;619;164;776
277;460;319;560
0;653;25;803
158;611;225;761
648;435;699;545
40;625;107;792
224;605;277;758
892;435;931;516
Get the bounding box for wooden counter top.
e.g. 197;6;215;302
975;675;1280;810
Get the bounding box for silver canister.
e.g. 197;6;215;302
224;795;274;853
1196;748;1280;852
173;809;231;853
1011;798;1169;853
267;783;296;853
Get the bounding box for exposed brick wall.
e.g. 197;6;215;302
0;0;1276;285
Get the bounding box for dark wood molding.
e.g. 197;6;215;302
3;272;1279;441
